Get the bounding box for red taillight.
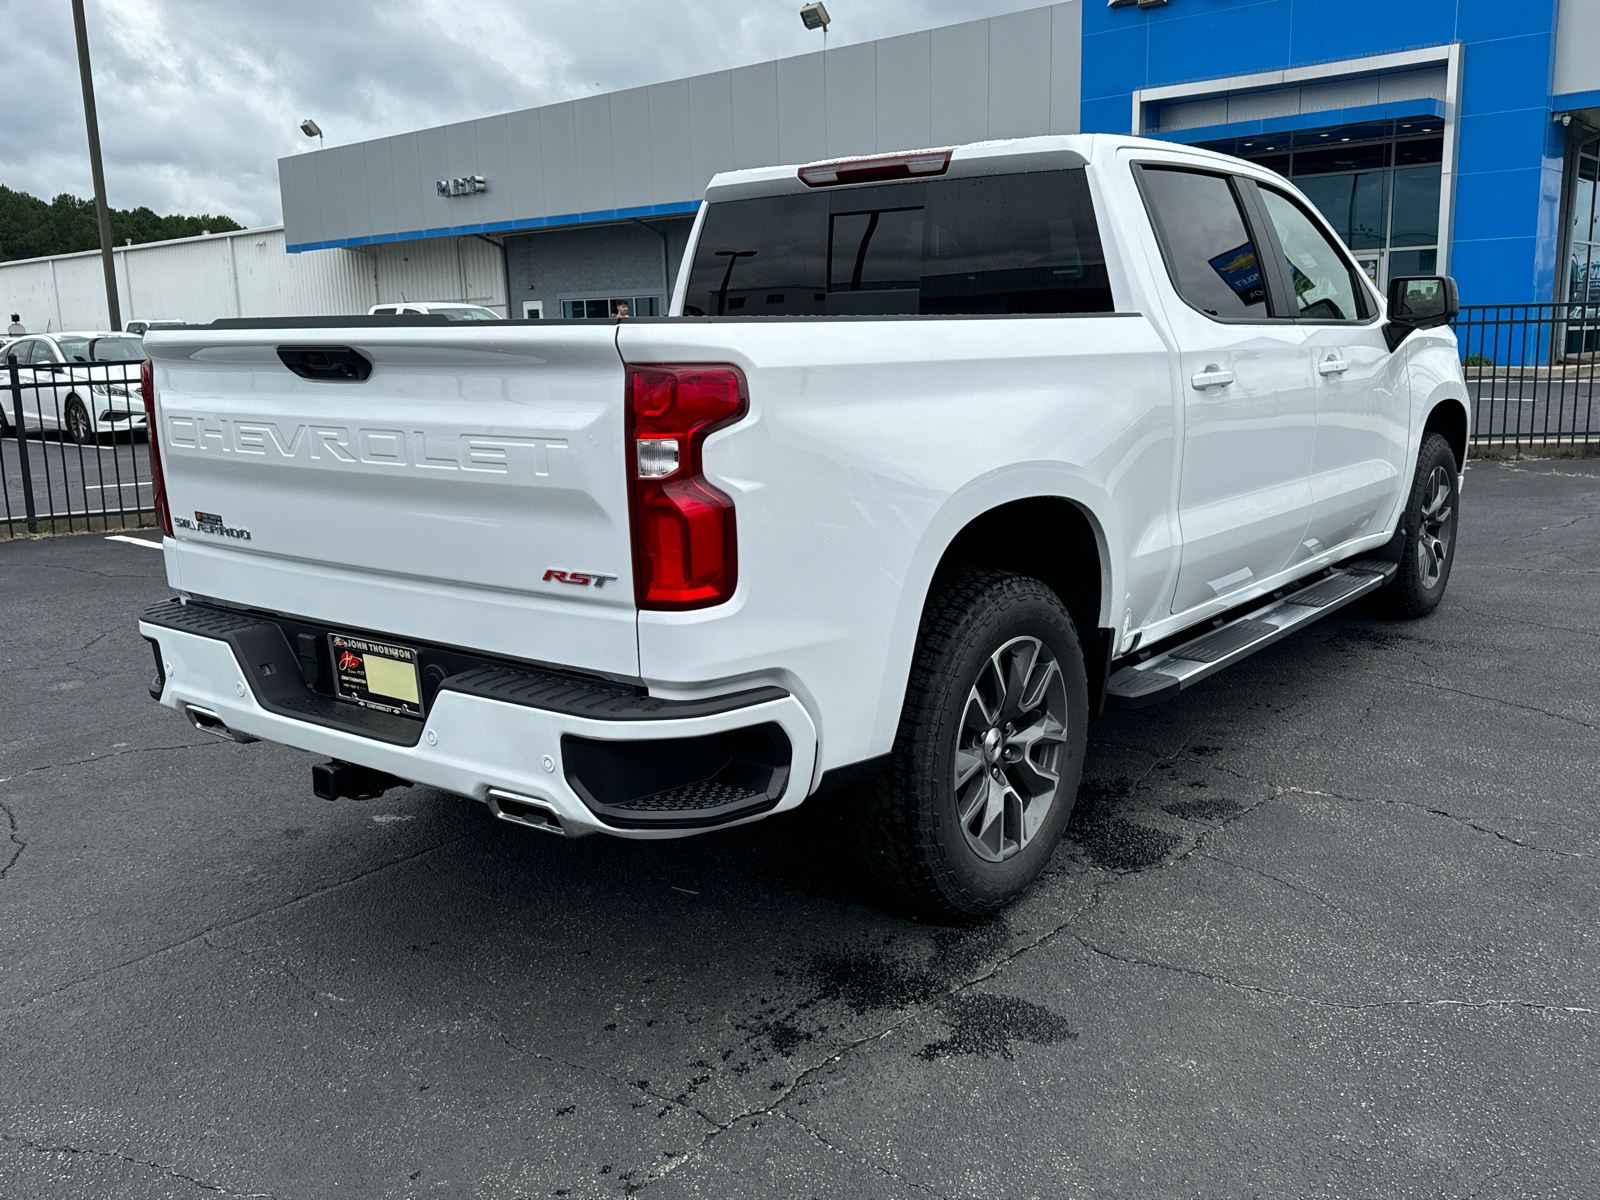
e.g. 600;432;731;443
798;149;951;188
626;364;747;610
141;358;173;538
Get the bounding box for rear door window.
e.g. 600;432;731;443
683;169;1112;317
1137;166;1270;320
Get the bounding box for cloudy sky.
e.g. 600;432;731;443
2;0;1035;229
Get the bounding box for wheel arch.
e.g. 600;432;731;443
1424;396;1469;471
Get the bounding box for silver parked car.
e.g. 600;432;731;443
0;332;149;443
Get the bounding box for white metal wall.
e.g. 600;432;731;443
0;226;509;331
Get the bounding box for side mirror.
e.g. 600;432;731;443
1384;275;1459;351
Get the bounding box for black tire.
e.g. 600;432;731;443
857;569;1089;918
1382;432;1459;618
64;395;95;446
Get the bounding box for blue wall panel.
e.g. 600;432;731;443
1084;0;1567;303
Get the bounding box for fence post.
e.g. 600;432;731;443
7;355;38;535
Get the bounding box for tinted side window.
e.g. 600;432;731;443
682;169;1112;317
1138;167;1268;320
6;339;35;364
1258;187;1368;322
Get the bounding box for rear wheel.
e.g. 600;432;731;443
857;569;1088;917
64;395;95;446
1382;432;1459;618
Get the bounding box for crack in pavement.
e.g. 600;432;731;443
0;798;23;879
781;1110;954;1198
491;1025;722;1131
13;739;224;778
1072;937;1597;1015
1195;851;1349;914
5;835;472;1014
1449;603;1600;639
0;1133;274;1196
1272;784;1598;861
1354;670;1597;730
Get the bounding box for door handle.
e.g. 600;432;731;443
1190;365;1234;391
1318;356;1349;376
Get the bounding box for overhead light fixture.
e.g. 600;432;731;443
300;118;323;149
799;2;829;30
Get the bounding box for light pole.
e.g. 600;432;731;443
71;0;120;331
300;118;324;150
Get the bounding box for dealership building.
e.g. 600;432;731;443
273;0;1600;317
5;0;1599;328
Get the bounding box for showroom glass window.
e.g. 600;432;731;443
1200;120;1443;288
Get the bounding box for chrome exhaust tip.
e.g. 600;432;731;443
183;704;256;743
486;789;566;836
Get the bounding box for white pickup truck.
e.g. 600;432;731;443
137;134;1468;915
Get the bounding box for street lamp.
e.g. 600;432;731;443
300;118;323;149
800;2;830;49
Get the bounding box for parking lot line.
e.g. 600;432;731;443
104;534;163;549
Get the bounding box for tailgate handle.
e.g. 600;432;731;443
276;345;372;382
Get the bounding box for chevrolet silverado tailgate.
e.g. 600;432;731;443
144;323;638;677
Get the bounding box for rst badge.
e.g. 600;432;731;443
543;569;618;589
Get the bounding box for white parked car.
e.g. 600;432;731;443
2;331;148;442
138;134;1468;915
366;302;503;320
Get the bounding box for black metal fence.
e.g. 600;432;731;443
1455;303;1600;450
2;354;156;538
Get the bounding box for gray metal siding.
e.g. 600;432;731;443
777;52;827;164
610;87;654;211
931;20;990;145
506;108;546;223
1050;2;1081;134
473;115;515;226
278;2;1083;248
539;103;580;216
1555;0;1600;98
574;95;618;214
688;72;737;195
876;31;934;151
731;62;781;169
648;81;694;203
826;41;878;157
989;8;1053;139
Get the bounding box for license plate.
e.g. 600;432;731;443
329;633;423;716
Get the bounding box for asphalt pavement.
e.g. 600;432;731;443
1;459;1596;1199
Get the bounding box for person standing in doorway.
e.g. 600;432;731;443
612;300;629;318
7;314;23;337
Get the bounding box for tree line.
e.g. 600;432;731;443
0;186;243;262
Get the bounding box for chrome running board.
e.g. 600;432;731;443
1106;560;1398;709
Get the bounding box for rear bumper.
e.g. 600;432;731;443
139;609;817;840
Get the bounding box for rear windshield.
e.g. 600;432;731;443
683;168;1112;317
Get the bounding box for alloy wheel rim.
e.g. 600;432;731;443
953;635;1069;863
1416;465;1454;590
68;403;89;443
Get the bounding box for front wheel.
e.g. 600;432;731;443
1382;431;1459;618
64;396;95;446
857;569;1088;917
